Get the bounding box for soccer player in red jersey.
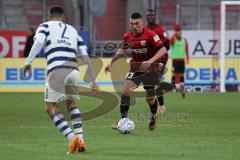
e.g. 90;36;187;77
146;9;169;113
105;12;167;131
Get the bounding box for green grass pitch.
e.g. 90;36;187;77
0;92;239;160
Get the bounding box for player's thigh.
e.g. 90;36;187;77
45;101;58;115
123;71;140;95
144;85;156;98
123;79;139;95
44;82;65;103
125;72;141;90
66;99;76;109
64;70;80;100
64;70;80;85
142;72;159;89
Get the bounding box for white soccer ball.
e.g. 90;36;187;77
117;118;135;134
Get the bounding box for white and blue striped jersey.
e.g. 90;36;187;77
26;20;87;76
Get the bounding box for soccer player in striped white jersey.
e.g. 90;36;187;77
22;6;99;154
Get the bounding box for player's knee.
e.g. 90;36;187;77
156;87;163;96
45;103;57;115
66;100;75;109
146;97;155;105
45;106;51;115
122;89;130;96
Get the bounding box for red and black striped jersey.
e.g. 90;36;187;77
122;28;163;70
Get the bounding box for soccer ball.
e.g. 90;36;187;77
117;118;135;134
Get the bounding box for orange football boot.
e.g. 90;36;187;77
69;136;78;154
76;136;86;152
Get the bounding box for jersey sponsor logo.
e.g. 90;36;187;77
140;40;146;46
153;35;160;42
57;39;71;46
132;48;148;54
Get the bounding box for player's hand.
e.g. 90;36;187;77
140;61;152;72
22;64;32;77
104;63;112;74
90;81;99;95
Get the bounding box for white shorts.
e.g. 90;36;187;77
44;70;80;102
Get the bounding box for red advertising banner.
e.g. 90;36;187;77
0;30;28;58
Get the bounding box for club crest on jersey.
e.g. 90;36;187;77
153;35;160;42
140;40;146;46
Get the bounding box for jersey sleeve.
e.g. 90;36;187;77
34;23;48;43
77;35;88;56
169;35;175;45
149;31;163;48
120;32;131;49
76;33;96;82
157;26;168;41
25;24;47;65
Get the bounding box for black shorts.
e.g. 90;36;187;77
126;71;160;87
126;71;160;97
172;60;185;73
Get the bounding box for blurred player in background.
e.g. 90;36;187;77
24;28;35;57
22;6;99;154
105;13;167;131
170;24;189;98
146;9;169;113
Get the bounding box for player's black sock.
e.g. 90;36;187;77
149;99;158;116
120;95;130;118
156;86;164;106
157;95;164;106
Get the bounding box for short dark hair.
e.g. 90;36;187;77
49;6;64;17
131;12;142;19
147;9;156;14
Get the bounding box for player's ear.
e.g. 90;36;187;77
62;15;66;22
47;16;51;21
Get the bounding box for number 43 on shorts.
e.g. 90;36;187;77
127;72;135;79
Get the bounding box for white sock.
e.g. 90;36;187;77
52;112;75;141
69;107;84;140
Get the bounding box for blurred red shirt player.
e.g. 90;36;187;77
145;9;169;65
145;9;170;113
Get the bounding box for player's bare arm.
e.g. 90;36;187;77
140;46;167;72
105;48;127;74
79;54;99;94
77;34;99;94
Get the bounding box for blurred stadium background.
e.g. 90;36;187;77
0;0;240;92
0;1;240;160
